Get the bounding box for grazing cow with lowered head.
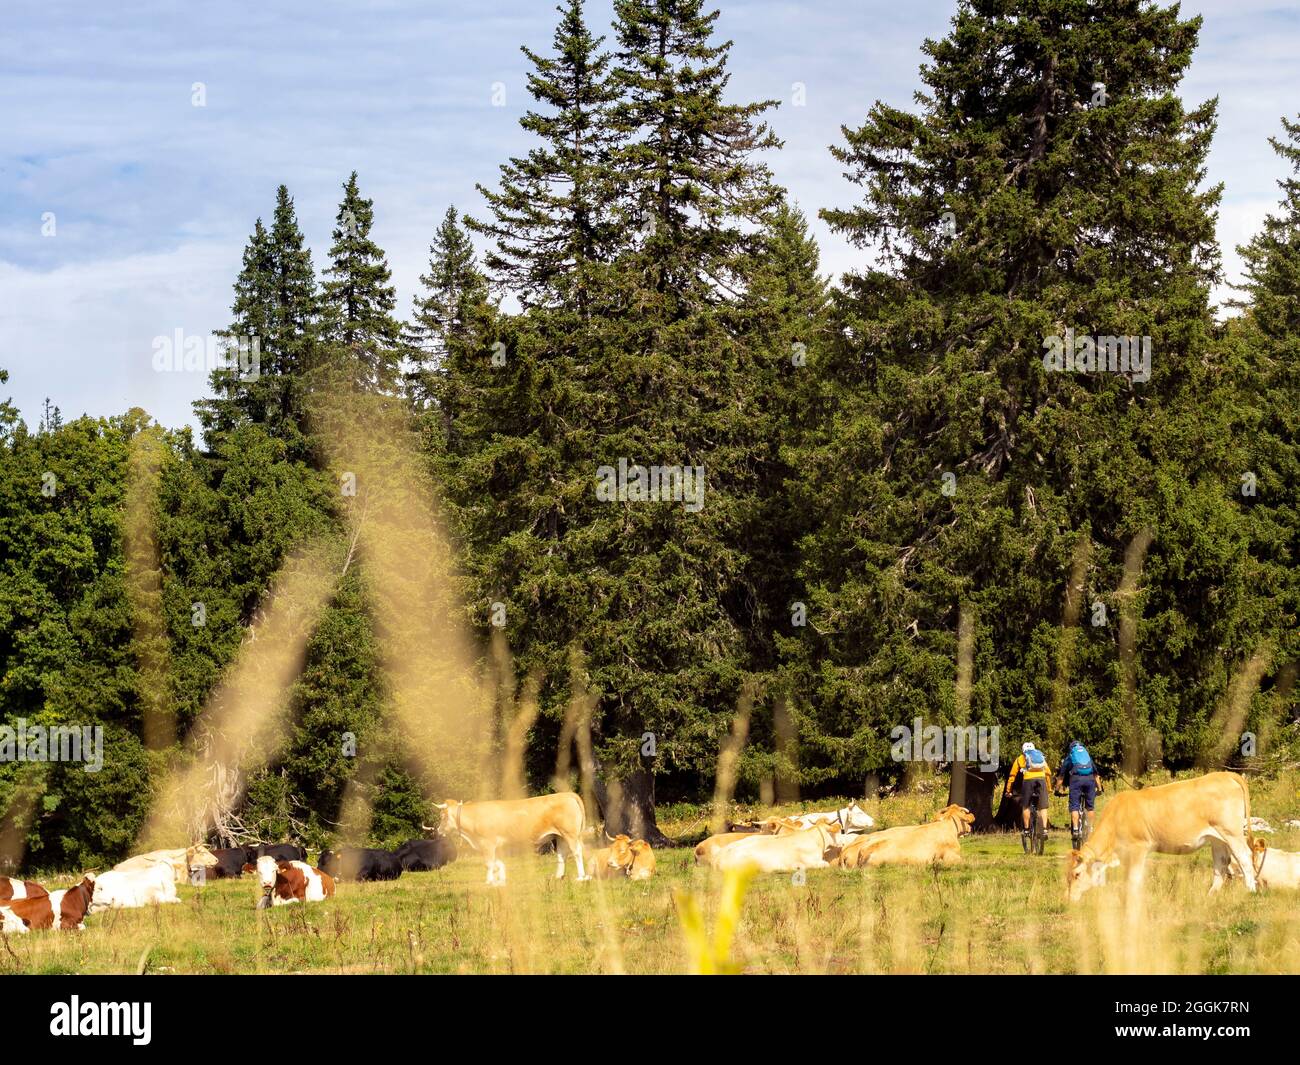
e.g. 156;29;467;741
1248;839;1300;890
89;864;180;912
1067;772;1257;903
246;856;335;908
317;847;403;882
394;838;456;872
0;875;96;932
427;792;588;885
0;876;48;901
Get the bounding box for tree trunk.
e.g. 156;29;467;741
947;762;999;832
992;782;1023;831
591;766;673;847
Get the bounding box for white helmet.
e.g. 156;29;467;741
1022;741;1035;753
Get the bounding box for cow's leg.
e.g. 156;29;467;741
1208;839;1232;894
484;847;501;886
569;837;588;880
1222;835;1256;893
553;838;566;879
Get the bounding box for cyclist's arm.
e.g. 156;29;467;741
1004;756;1023;796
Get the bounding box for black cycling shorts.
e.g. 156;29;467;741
1019;777;1048;810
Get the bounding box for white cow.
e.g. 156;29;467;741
89;863;180;912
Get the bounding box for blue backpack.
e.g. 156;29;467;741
1024;747;1047;771
1069;744;1094;775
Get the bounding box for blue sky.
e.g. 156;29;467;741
2;0;1298;433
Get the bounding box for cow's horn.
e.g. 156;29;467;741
433;801;448;809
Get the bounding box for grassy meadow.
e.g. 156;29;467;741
4;774;1298;975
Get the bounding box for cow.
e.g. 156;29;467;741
1067;771;1257;903
426;792;588;885
627;839;656;881
255;843;307;864
1249;839;1300;890
203;847;257;880
317;847;403;882
394;837;456;872
588;834;635;879
0;875;95;932
246;856;335;908
834;806;974;867
714;823;840;873
786;802;875;833
89;864;180;912
695;818;809;866
113;844;218;883
0;876;48;901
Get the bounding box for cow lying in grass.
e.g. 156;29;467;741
714;823;840;873
113;844;218;883
589;835;658;879
1067;771;1256;902
247;856;335;908
696;818;805;866
833;805;974;868
0;876;47;901
90;863;180;911
0;875;95;932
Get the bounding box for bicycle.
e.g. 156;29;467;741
1020;787;1046;855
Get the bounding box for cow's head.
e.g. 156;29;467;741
841;802;875;831
1251;837;1268;878
432;800;463;838
939;806;975;835
607;834;634;870
1067;849;1117;902
187;844;219;869
772;817;805;836
254;855;280;890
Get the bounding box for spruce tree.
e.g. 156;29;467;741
797;0;1248;785
405;206;493;412
1232;116;1300;693
321;172;404;394
468;0;620;313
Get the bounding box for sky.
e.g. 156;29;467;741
2;0;1298;434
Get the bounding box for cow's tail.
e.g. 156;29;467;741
569;790;587;845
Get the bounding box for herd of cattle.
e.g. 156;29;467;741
1;771;1296;936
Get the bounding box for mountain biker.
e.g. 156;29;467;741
1005;741;1050;850
1055;739;1099;850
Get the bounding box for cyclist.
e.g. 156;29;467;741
1005;741;1051;850
1055;739;1099;850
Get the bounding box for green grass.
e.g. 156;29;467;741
5;776;1298;975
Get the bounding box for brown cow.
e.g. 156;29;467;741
0;875;95;932
627;839;656;880
246;856;335;908
0;876;48;902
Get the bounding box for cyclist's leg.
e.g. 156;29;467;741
1068;776;1083;847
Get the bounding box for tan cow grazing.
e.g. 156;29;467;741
714;824;839;873
0;876;48;901
246;856;335;908
1249;839;1300;890
427;792;588;885
627;839;656;880
834;806;974;868
0;875;95;932
113;844;218;883
1067;772;1257;903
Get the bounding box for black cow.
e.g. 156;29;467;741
394;837;456;871
256;843;307;863
317;847;403;881
205;847;256;879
